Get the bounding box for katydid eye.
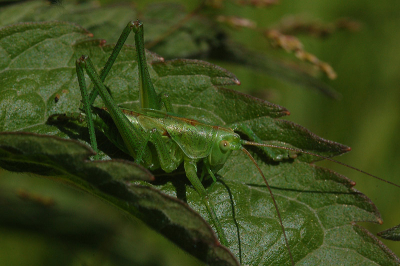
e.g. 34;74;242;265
219;140;230;152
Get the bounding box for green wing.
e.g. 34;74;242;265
162;116;216;160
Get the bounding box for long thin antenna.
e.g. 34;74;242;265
241;147;295;266
241;140;400;189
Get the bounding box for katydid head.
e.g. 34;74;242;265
208;130;242;166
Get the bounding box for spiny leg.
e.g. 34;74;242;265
76;55;151;164
134;22;174;113
184;158;228;246
132;21;161;110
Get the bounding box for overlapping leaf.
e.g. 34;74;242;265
379;225;400;241
0;21;399;265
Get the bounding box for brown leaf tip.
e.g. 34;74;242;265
343;146;352;152
99;39;107;47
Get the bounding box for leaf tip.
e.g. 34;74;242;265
342;146;352;152
99;39;107;47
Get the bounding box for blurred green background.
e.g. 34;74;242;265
216;0;400;257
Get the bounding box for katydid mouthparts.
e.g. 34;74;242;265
47;20;400;266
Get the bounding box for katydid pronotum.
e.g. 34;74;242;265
49;20;400;265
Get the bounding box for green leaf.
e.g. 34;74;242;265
378;225;400;241
0;132;152;182
0;0;339;98
0;20;399;266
